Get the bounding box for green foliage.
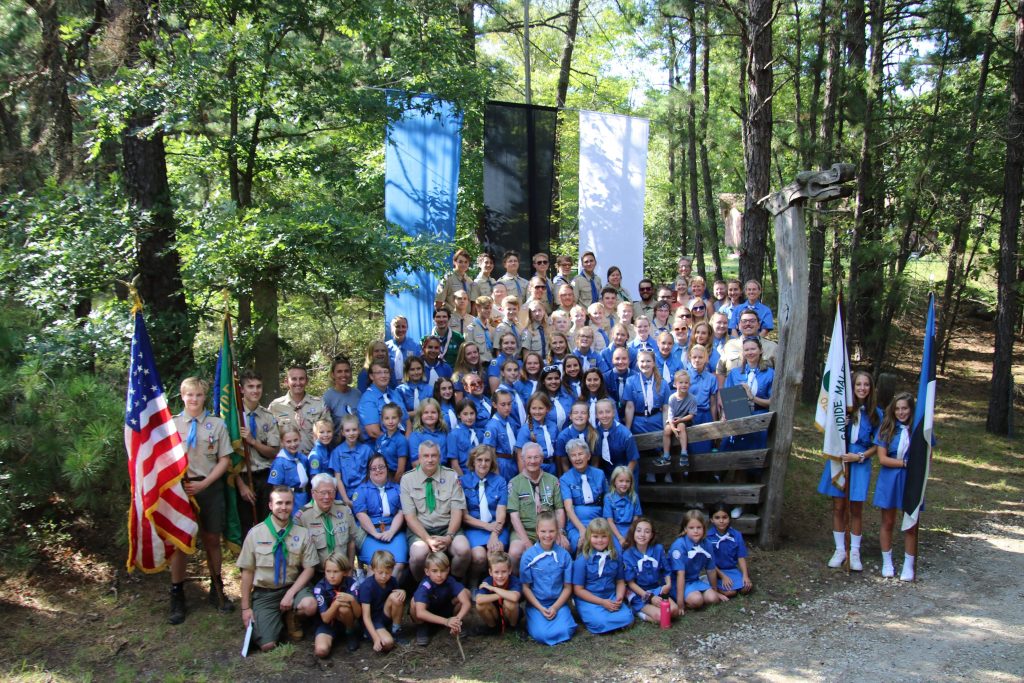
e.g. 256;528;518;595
0;310;128;564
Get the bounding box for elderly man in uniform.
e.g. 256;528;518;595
507;442;569;572
297;474;360;569
237;486;320;651
400;440;470;581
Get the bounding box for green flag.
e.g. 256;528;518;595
215;312;244;551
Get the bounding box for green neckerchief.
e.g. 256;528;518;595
321;509;336;554
263;516;293;586
422;467;436;513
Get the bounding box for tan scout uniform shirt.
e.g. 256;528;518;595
236;519;320;588
173;412;233;479
297;501;358;566
243;404;279;472
435;271;474;312
572;273;603;308
400;465;466;532
716;337;778;377
268;393;329;454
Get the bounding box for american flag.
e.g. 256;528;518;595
125;309;198;573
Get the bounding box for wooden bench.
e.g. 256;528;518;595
632;412;776;538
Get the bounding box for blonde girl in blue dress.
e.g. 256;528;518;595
571;518;634;634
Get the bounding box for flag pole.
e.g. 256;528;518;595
837;294;853;574
225;311;258;525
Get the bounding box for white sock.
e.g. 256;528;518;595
392;623;401;634
833;531;846;551
904;553;915;569
850;534;862;551
882;550;893;565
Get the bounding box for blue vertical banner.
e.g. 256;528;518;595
383;92;464;345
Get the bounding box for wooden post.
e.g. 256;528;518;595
759;163;856;548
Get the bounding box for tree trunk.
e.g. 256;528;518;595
938;0;1000;366
550;0;580;242
252;278;280;405
699;0;723;281
740;0;774;284
26;0;75;183
987;0;1024;436
122;0;192;380
846;0;884;360
686;2;705;276
667;22;689;256
457;0;476;63
801;0;842;404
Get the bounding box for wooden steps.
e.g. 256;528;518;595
638;449;768;473
638;482;765;505
644;509;761;536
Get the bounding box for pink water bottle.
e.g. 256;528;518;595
659;595;671;629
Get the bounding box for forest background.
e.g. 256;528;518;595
0;0;1021;568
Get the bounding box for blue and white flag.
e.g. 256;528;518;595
902;294;936;531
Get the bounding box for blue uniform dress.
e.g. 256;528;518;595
622;544;671;612
421;360;454;389
516;417;560;474
459;471;510;548
818;406;884;501
707;526;749;591
654;352;683;386
728;300;774;332
594;422;640;479
686;367;720;454
267;449;311;512
351;481;407;563
559;467;608;552
498;382;527;429
467;394;493;428
396;380;431;413
329;441;372;493
668;536;717;598
571;551;634;633
514;379;540;407
374;430;409;473
545;390;575;430
357;386;407;441
573;349;606;373
407;428;448;466
603;492;643;542
872;423;913;510
483;414;520;481
357;574;400;629
629;336;656;356
724;364;774;451
519;543;577;646
412;575;466;619
604;368;638;418
600;345;638;374
623;373;671;434
555;424;592;460
487;353;521;381
447;423;483;471
313;575;356;638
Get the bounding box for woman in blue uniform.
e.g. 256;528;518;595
459;445;509;589
559;438;608;554
572;518;634;633
352;454;407;582
723;338;774;451
623;349;672;436
515;394;560;474
519;512;576;646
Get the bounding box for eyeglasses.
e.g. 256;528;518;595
692;305;706;311
534;260;548;265
639;287;652;292
679;314;692;319
542;365;562;373
369;465;388;472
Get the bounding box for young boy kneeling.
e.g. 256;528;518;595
474;550;522;635
410;551;471;646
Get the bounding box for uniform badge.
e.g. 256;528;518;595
205;422;213;430
307;407;317;414
263;424;269;432
335;511;344;519
484;431;492;439
292;535;300;542
672;549;682;560
310;459;320;469
270;469;278;478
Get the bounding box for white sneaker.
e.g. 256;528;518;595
827;549;847;568
730;506;743;519
849;549;863;571
900;563;915;582
881;560;895;578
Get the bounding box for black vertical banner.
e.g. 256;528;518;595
482;101;557;274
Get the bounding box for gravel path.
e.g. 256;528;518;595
658;515;1024;682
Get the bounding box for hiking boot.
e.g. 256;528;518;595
285;609;304;641
415;624;431;646
346;628;361;652
168;588;186;625
208;575;234;613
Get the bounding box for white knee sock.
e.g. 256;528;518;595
904;553;915;569
850;534;862;551
833;531;846;551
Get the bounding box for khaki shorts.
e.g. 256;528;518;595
251;585;315;647
406;526;466;547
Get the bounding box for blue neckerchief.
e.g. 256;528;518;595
184;410;208;448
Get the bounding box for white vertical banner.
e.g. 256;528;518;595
578;110;650;296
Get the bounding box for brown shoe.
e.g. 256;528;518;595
284;609;303;641
208;575;234;613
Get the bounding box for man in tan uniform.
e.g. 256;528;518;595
269;364;329;453
400;441;470;581
716;308;778;385
238;486;320;651
236;369;280;535
169;377;234;625
297;473;359;568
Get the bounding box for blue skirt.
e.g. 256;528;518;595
497;457;519;482
630;413;664;435
726;408;769;452
715;567;744;591
577;597;634;634
817;457;873;502
689;407;714;454
683;579;711;598
358;533;408;564
464;526;510;549
568;505;603;553
525;602;577;646
873;466;906;510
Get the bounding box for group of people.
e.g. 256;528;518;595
161;249;923;656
